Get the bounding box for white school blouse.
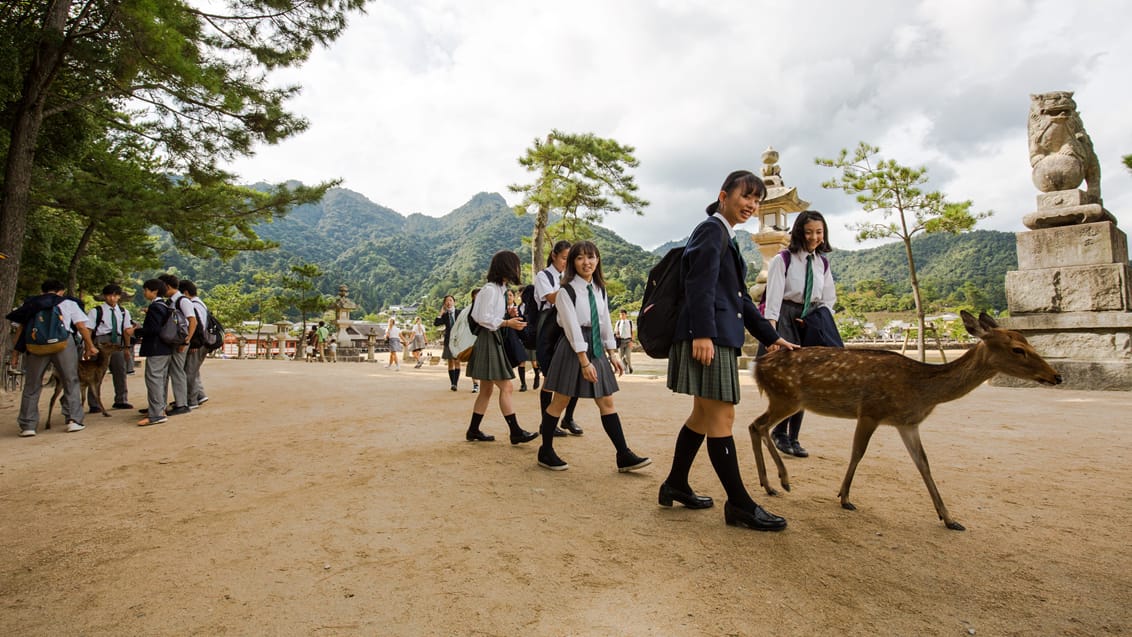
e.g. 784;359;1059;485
762;249;836;322
533;265;562;311
555;277;617;355
470;282;507;332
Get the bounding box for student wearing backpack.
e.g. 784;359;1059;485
660;170;797;532
534;240;583;437
759;210;842;459
536;241;651;473
136;279;174;426
463;250;538;445
180;280;210;408
7;279;98;436
159;274;196;416
87;283;134;411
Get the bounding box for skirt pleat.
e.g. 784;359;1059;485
467;329;515;381
544;330;619;398
666;339;740;404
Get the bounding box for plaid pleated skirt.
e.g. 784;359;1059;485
666;339;741;404
543;330;619;399
466;328;515;381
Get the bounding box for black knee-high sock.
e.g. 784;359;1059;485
540;390;553;419
533;367;541;382
706;436;757;510
518;366;527;387
771;417;789;438
600;413;628;453
503;413;523;436
454;368;462;384
563;395;579;423
448;369;459;386
466;412;485;436
787;411;804;441
665;425;705;492
539;411;560;450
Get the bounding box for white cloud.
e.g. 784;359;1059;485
226;0;1132;250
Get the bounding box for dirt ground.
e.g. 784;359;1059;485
1;352;1130;636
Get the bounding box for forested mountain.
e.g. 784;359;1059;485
160;189;657;315
162;184;1023;319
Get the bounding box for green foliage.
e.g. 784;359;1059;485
817;142;991;360
1124;154;1132;172
509;130;648;274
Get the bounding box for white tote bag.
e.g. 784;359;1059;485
448;305;477;361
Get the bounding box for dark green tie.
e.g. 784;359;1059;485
110;308;119;344
588;284;604;359
801;254;814;317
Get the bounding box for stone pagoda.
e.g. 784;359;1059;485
997;91;1131;390
332;285;359;345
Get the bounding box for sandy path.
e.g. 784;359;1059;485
1;355;1130;636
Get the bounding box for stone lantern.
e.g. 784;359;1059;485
273;320;293;360
750;147;810;305
366;327;378;363
333;285;358;345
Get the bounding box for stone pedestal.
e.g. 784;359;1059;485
998;221;1132;390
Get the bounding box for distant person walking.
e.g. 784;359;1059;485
435;295;464;391
463;250;538;445
385;318;403;370
615;309;634;374
409;316;426;368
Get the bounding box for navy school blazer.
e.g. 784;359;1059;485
674;216;781;349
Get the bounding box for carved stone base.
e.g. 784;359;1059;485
1023;203;1116;230
1006;263;1132;313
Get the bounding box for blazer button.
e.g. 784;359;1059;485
737;312;742;319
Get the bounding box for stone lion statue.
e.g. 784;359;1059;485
1028;91;1101;202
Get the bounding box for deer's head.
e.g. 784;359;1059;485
961;311;1062;386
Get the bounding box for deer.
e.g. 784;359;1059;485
748;311;1062;531
45;341;123;429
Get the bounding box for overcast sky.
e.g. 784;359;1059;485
225;0;1132;251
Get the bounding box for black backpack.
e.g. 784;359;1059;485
637;217;729;359
637;247;685;359
517;284;539;349
538;284;576;352
202;312;225;351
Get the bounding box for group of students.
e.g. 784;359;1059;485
7;274;214;435
436;170;841;532
384;316;427;370
304;321;336;362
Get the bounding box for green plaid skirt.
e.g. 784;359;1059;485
467;329;515;381
666;340;741;404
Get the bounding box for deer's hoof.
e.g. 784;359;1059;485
945;520;966;531
781;483;791;493
764;487;779;497
841;501;856;511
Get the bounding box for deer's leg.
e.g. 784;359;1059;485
748;405;795;496
838;417;880;512
46;374;63;430
895;425;964;531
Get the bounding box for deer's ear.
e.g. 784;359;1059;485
978;312;999;331
961;310;985;338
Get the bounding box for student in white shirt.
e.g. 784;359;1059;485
535;241;650;473
534;240;583;437
7;279;98;435
615;309;634;374
87;283;133;410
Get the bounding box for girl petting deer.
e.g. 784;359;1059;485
536;241;651;473
659;170;798;532
759;209;843;459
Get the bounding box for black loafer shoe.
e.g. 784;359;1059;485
89;406;102;414
791;441;809;458
510;429;538;445
616;451;652;473
465;430;496;442
561;420;584;436
168;405;191;416
553;428;567;437
658;482;714;509
112;402;134;410
537;449;569;471
724;501;787;532
774;435;795;456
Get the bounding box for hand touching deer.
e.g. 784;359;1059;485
748;311;1061;530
